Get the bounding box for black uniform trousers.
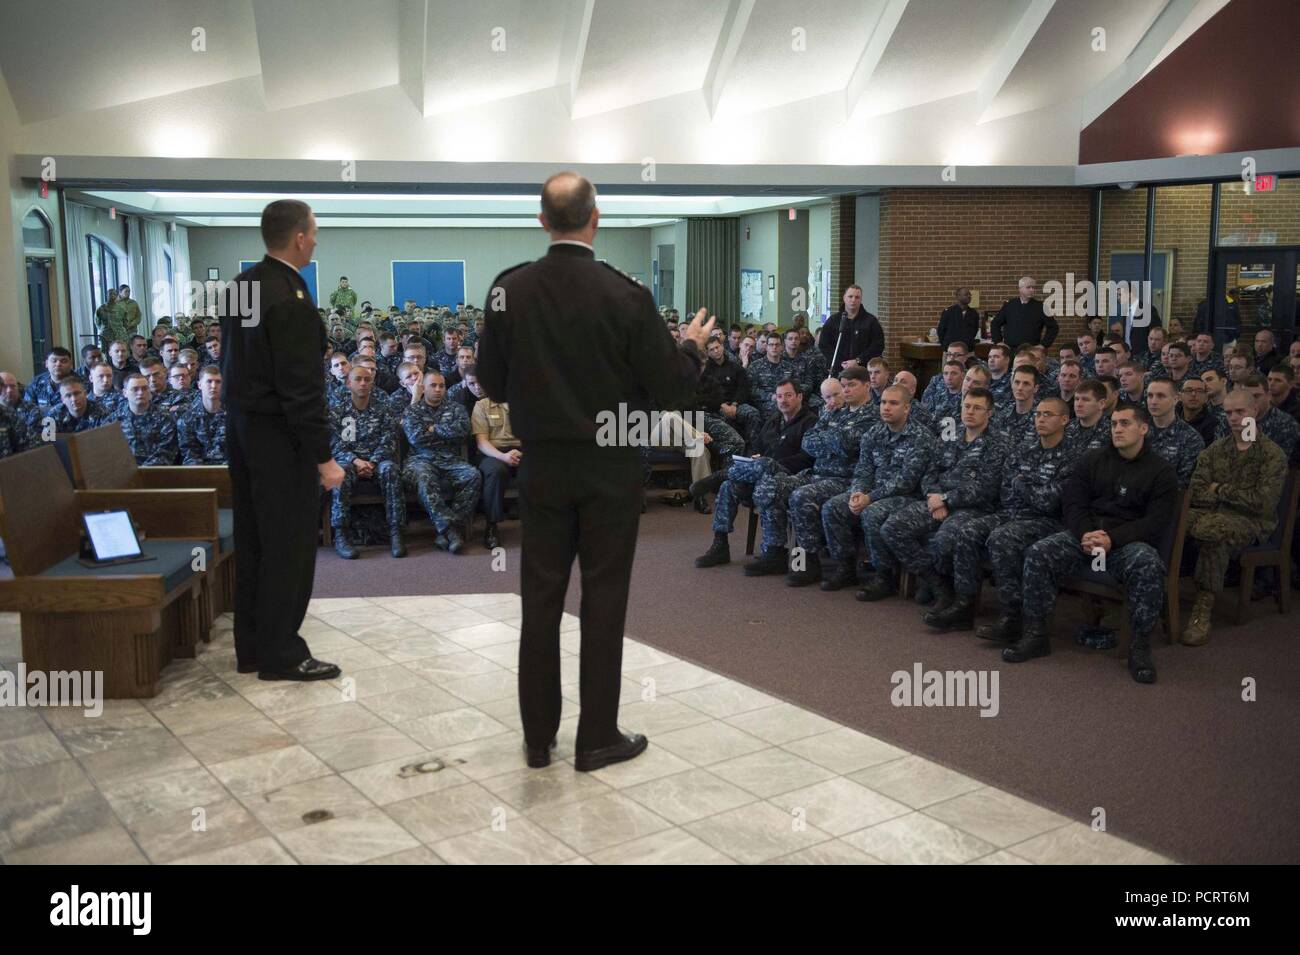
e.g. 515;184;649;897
228;411;317;671
517;442;641;752
478;455;518;523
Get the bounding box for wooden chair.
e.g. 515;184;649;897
1061;490;1193;656
57;423;233;621
1233;467;1300;623
0;445;213;698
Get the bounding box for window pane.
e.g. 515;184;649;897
22;210;52;249
1217;176;1300;246
1151;183;1212;336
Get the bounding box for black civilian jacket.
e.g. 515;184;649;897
992;297;1058;349
1062;441;1178;552
696;356;751;412
752;405;817;474
818;308;885;374
477;243;703;444
937;304;980;349
220;255;331;464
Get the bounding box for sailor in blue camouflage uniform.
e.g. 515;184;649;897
1014;403;1178;683
792;339;829;409
748;336;797;416
328;365;406;559
695;377;820;568
993;365;1041;444
23;347;75;410
1242;375;1300;463
1063;379;1111;455
920;359;965;428
933;396;1077;634
52;376;107;434
402;369;480;554
986;345;1015;406
114;373;178;465
434;329;461;379
1142;377;1204;487
0;400;32;459
746;369;874;577
876;387;1006;617
157;364;201;416
818;386;937;598
1187;332;1225;377
177;367;228;465
326;354;353;406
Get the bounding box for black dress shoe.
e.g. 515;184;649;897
390;526;407;558
525;738;557;769
445;526;465;554
258;657;342;682
236;662;259;674
484;522;500;550
574;732;648;772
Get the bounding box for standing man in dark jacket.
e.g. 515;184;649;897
477;171;710;773
1016;403;1178;683
819;285;885;375
221;200;343;682
937;288;981;350
992;276;1058;349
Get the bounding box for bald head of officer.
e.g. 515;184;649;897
539;171;599;243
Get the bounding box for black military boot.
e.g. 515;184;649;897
333;526;359;560
484;522;500;550
1002;616;1050;663
694;494;711;514
855;570;897;602
695;533;731;568
688;470;727;500
445;524;465;554
1128;630;1157;684
744;547;788;577
976;609;1022;643
786;551;822;587
389;525;407;559
923;594;974;631
820;561;857;592
925;573;955;615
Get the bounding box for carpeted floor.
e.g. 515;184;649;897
313;498;1300;864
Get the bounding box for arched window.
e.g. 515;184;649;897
22;209;53;251
87;235;121;312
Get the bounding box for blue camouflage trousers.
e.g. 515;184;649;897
1022;531;1165;635
950;514;1062;602
332;460;406;529
821;492;912;569
753;470;811;553
712;456;780;535
788;477;850;552
880;502;988;578
402;458;482;532
701;412;746;461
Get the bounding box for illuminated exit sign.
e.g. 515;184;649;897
1251;174;1277;193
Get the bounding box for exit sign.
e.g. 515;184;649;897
1251;174;1276;192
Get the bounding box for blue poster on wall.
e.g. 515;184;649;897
391;260;467;309
240;259;319;305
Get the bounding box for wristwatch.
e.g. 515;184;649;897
938;492;949;503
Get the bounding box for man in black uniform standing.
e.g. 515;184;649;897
818;284;884;375
992;276;1058;350
478;172;711;773
221;200;343;681
938;287;981;350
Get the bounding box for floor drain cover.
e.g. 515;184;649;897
397;759;446;778
301;809;334;824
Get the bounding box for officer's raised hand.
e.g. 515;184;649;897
683;308;717;352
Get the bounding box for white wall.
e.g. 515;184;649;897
855;195;880;313
738;211;778;325
187;225;653;311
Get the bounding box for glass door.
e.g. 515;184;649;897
1209;247;1298;348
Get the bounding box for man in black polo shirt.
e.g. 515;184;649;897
937;288;980;350
992;276;1057;350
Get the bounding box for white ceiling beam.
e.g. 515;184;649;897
975;0;1057;121
702;0;756;120
844;0;910;118
397;0;428;115
1080;0;1205;127
555;0;595;117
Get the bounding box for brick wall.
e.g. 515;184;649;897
877;187;1093;364
828;196;856;307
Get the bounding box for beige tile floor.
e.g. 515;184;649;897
0;596;1171;865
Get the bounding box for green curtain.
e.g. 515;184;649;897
685;218;739;327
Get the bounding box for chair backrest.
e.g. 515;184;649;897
0;445;82;575
1161;489;1192;585
1269;468;1300;551
59;422;141;490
